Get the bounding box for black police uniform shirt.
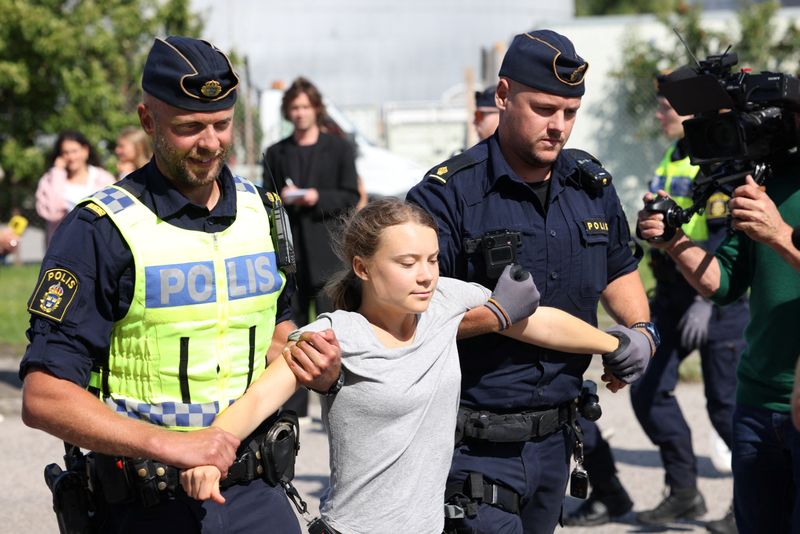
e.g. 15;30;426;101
19;159;294;387
407;134;638;411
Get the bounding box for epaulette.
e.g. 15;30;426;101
77;202;107;222
425;152;479;185
564;148;602;167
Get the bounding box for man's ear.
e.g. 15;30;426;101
138;103;155;135
495;78;510;111
353;256;369;281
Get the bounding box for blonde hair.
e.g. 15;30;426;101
117;126;152;170
324;199;438;311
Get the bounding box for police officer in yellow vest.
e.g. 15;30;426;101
20;36;342;533
565;75;748;534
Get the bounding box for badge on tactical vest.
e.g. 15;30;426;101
28;268;79;322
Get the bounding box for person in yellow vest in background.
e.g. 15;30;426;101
566;73;748;534
19;36;341;533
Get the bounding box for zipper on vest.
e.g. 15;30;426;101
212;232;230;386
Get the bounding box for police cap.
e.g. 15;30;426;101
474;86;497;110
498;29;588;97
142;36;239;111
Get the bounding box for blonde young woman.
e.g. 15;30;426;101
114;126;152;179
181;199;647;534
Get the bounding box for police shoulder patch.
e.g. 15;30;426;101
425;152;478;185
28;268;80;322
705;192;730;220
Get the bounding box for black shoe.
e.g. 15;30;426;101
636;487;707;526
564;490;633;527
706;506;737;534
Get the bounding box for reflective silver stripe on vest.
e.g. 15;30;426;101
104;396;236;428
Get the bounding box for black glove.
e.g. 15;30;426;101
602;325;652;384
484;264;540;330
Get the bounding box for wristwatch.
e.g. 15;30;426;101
630;321;661;352
311;369;345;397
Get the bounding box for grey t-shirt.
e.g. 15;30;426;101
295;277;490;534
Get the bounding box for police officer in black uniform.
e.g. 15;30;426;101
20;36;341;533
407;29;657;534
473;85;500;142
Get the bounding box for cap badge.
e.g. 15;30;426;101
569;64;587;83
201;80;222;98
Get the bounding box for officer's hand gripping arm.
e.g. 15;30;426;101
602;326;652;384
283;329;342;393
22;370;240;477
484;264;540;330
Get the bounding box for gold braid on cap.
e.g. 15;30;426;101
523;33;589;87
156;37;240;102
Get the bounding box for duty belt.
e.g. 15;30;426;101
456;402;575;443
92;412;301;508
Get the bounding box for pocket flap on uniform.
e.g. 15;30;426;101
578;218;610;245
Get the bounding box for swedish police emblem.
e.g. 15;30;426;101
28;268;79;322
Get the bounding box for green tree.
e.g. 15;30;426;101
612;0;799;140
576;0;662;16
0;0;202;220
590;0;799;217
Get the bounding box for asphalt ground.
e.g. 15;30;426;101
0;354;732;533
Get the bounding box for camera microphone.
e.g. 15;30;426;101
792;225;800;251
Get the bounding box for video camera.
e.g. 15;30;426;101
643;48;800;241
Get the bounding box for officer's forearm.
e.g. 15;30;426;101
213;356;299;440
600;270;649;325
457;305;503;339
22;370;185;459
502;306;618;354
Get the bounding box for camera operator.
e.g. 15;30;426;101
637;126;800;532
567;77;748;533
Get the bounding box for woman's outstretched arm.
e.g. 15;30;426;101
501;306;618;354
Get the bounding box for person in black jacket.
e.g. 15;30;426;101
264;77;359;418
264;77;360;324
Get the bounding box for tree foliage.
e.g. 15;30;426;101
576;0;662;16
589;0;800;218
613;0;800;141
0;0;202;218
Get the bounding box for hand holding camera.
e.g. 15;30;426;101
729;175;793;247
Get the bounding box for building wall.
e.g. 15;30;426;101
191;0;574;106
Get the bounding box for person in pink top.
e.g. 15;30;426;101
35;130;116;246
